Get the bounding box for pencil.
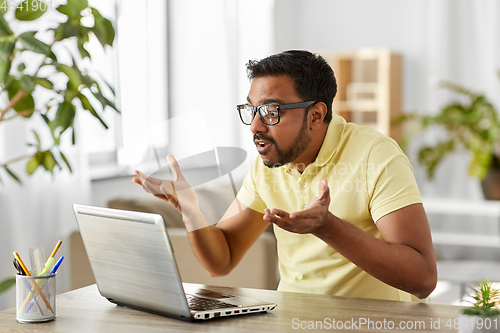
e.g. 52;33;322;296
40;240;63;275
13;252;53;313
49;240;62;259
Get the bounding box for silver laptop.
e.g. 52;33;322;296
72;204;277;321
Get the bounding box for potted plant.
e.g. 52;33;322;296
0;0;116;302
0;0;118;184
0;278;15;295
458;280;500;333
397;76;500;200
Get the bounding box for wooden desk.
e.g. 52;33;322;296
0;284;462;332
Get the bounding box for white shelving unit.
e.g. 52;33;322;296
422;197;500;248
422;197;500;298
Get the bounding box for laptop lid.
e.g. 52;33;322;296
73;204;193;320
72;204;277;321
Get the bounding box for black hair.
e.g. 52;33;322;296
246;50;337;123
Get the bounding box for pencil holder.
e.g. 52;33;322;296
16;273;56;323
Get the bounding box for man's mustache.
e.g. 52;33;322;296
254;134;276;145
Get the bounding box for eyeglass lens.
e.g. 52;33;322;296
239;105;279;125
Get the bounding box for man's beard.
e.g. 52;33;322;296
256;115;312;168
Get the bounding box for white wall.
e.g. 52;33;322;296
274;0;500;199
275;0;427;112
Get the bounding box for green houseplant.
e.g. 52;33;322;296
0;0;118;184
458;280;500;333
0;0;117;298
398;76;500;199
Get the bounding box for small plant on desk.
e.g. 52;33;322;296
463;280;500;316
459;280;500;333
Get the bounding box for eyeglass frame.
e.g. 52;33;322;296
237;101;318;126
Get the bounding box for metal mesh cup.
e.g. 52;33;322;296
16;273;56;323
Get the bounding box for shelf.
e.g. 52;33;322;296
422;197;500;217
321;49;402;141
432;233;500;248
422;197;500;248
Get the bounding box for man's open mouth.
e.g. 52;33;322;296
255;140;273;154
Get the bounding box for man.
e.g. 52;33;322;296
133;50;437;301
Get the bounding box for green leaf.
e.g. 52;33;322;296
70;0;88;12
17;31;53;57
41;150;58;172
91;8;115;46
52;101;76;138
32;129;41;147
26;156;40;174
70;55;90;86
78;93;107;128
56;4;78;17
57;63;82;92
101;78;115;96
19;74;35;93
15;0;47;21
4;166;21;184
40;112;50;126
56;0;88;17
53;20;86;41
77;35;90;59
34;77;53;90
418;140;455;179
59;151;72;173
3;74;14;89
0;277;15;294
0;11;13;35
71;126;75;144
92;90;118;112
0;1;7;15
0;39;15;81
6;79;35;113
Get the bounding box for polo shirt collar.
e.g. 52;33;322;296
285;112;344;175
312;112;344;167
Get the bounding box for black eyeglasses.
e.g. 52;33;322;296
237;101;317;126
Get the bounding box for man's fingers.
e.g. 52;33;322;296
264;208;291;221
167;154;186;182
289;210;314;219
271;209;289;218
135;170;163;186
132;177;142;185
160;182;175;196
143;180;163;195
318;179;330;203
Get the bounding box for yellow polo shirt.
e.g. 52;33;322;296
236;113;423;301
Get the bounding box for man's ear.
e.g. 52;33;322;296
309;102;328;129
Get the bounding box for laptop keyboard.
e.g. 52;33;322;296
186;294;237;311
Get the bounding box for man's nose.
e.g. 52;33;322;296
250;112;268;134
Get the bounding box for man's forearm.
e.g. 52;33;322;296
311;213;437;299
187;226;233;276
184;212;233;276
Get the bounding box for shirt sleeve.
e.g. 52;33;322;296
236;158;268;214
367;137;422;223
